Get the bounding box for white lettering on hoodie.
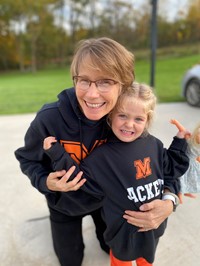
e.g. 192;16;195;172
127;179;164;203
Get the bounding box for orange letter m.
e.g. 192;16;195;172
134;157;152;180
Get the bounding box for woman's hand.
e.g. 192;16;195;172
46;166;86;192
123;199;173;232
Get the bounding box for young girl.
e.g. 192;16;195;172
43;83;189;266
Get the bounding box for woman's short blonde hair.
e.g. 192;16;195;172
108;82;157;131
70;37;135;92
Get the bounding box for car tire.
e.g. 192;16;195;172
185;78;200;107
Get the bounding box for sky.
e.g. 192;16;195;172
13;0;191;33
56;0;191;32
132;0;190;21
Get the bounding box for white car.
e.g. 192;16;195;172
182;64;200;107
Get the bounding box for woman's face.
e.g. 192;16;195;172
75;58;121;121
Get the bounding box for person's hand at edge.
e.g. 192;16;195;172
178;192;196;204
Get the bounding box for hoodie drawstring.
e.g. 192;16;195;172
78;117;84;162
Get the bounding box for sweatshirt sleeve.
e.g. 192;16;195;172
15;120;56;195
44;142;75;171
163;136;189;194
45;143;105;200
80;161;105;200
15;103;84;195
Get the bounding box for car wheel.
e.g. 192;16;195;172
185;78;200;107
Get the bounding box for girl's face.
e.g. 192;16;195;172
75;57;121;121
111;100;148;142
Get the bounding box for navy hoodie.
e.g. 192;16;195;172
15;88;109;215
45;133;189;263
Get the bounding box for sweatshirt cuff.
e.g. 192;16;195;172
170;137;188;151
45;142;65;162
38;175;56;195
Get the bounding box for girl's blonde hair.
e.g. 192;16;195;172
108;82;157;131
70;37;135;93
190;123;200;147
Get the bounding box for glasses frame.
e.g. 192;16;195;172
73;75;120;92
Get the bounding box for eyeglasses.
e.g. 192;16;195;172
73;76;120;92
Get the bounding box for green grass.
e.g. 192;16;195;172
135;54;199;103
0;68;73;114
0;54;199;114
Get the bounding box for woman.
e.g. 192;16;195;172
15;37;178;266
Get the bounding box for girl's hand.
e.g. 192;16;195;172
176;129;191;139
43;136;57;150
170;119;191;139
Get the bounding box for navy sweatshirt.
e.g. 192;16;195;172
45;132;189;263
15;88;109;215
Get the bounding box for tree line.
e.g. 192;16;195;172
0;0;199;72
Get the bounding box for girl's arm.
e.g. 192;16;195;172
43;140;86;191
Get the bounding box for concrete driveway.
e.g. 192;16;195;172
1;102;200;266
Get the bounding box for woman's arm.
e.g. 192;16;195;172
15;118;85;194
